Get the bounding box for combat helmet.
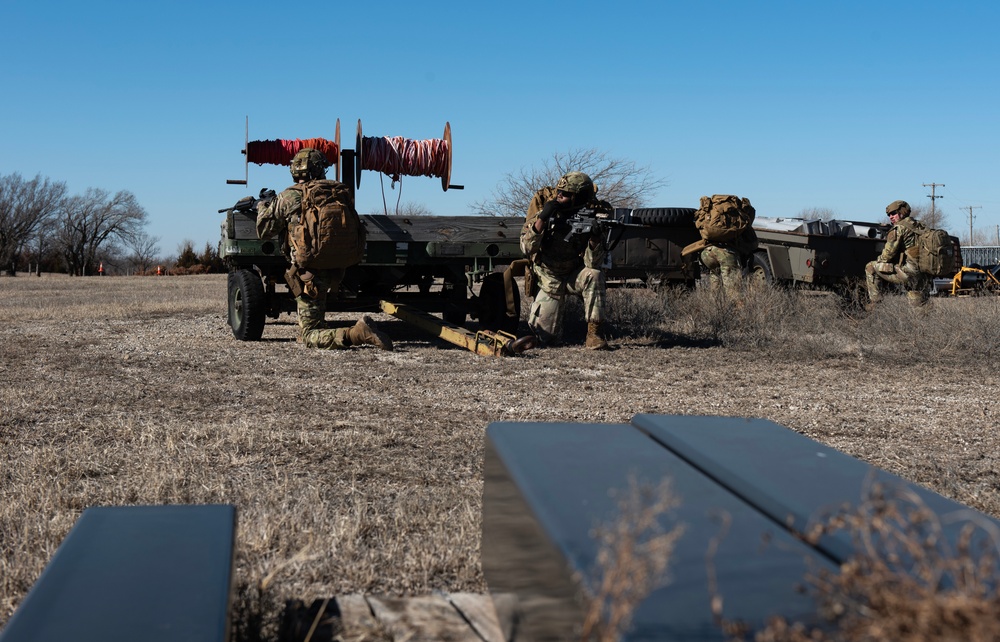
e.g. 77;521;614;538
886;200;911;218
290;148;328;182
556;171;596;203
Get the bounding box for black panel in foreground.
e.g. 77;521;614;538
1;504;237;642
482;416;1000;641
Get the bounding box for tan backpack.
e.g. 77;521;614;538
695;194;756;243
914;225;958;277
287;180;366;269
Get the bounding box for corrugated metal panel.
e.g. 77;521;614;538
960;246;1000;267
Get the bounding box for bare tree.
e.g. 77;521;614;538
797;207;837;221
124;230;161;274
0;173;67;275
473;148;668;217
909;203;949;231
56;188;148;276
977;226;1000;246
366;202;433;217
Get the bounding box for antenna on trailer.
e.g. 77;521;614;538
227;116;249;186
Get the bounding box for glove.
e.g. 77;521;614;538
537;200;561;223
259;188;277;202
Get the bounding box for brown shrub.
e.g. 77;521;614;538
725;480;1000;641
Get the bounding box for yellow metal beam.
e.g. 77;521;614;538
379;300;535;357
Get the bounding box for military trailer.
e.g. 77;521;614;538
748;216;889;292
595;210;899;293
220;204;525;341
219;200;708;341
599;211;892;293
603;207;701;285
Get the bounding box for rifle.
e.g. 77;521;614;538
563;206;612;241
562;203;640;252
217;188;277;214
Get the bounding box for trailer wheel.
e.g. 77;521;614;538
477;272;520;334
228;269;266;341
747;252;773;285
629;207;696;227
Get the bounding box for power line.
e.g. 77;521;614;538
961;205;981;243
923;182;944;220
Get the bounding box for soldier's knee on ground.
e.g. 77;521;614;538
302;328;345;350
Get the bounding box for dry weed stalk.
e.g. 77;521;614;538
734;480;1000;641
580;476;684;642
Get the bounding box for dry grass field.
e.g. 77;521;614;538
2;273;999;640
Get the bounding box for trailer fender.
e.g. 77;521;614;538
758;246;793;281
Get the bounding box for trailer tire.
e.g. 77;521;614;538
629;207;696;227
477;272;520;334
747;252;773;285
228;269;266;341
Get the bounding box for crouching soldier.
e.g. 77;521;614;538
864;200;931;309
520;171;610;350
257;147;392;350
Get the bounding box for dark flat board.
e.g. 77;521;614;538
0;504;236;642
362;215;523;244
630;414;1000;565
483;422;836;641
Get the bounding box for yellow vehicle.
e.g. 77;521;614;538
949;265;1000;296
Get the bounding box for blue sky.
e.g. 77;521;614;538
2;0;998;256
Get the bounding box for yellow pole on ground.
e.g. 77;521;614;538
379;300;535;357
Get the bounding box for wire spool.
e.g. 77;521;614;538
244;119;342;180
355;120;455;191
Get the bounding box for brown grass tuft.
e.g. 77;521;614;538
580;477;684;641
725;480;1000;641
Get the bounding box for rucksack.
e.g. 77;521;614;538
915;226;957;277
695;194;756;243
287;180;366;269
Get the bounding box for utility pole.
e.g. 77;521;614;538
923;182;944;221
961;205;981;244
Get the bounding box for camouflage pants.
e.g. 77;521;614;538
296;268;351;349
864;261;929;307
700;245;743;298
528;265;606;346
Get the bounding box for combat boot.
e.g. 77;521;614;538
347;315;393;351
585;321;609;350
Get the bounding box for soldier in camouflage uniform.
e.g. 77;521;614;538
520;171;610;349
701;242;751;298
864;200;930;308
256;148;392;350
699;229;759;298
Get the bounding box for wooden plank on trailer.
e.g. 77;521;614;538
367;595;483;642
446;592;506;642
335;594;378;637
